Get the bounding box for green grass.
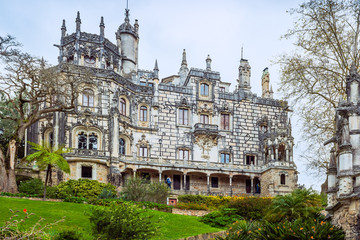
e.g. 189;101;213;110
0;197;222;239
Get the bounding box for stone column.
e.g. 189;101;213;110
251;176;254;194
53;112;59;149
133;169;136;178
275;147;279;161
112;114;119;158
286;149;289;162
183;174;187;191
270;147;274;161
159;171;162;183
338;145;353;196
207;174;210;194
229;175;233;196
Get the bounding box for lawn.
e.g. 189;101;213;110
0;197;222;239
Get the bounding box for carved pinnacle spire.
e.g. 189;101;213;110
182;49;187;67
206;54;212;71
61;19;66;38
76;11;81;32
153;59;159;78
154;59;159;71
100;16;105;37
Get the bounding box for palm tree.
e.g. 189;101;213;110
25;141;70;200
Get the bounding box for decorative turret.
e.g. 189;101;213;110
261;67;272;98
178;49;189;81
206;54;212;71
99;16;105;38
116;8;139;78
237;58;251;91
75;11;81;33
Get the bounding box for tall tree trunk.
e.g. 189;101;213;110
0;148;8;192
43;164;51;201
7;140;18;193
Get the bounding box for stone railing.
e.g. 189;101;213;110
194;123;219;134
158;84;193;94
70;149;110;158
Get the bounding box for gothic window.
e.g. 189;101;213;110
139;146;148;157
119;138;126;155
200;114;209;124
140;106;148;122
280;174;286;185
82;89;94;107
200;83;209;96
78;132;87;149
221;113;230;130
178;149;189;160
49;132;54;148
211;177;219;188
220;153;230;163
179;108;189;125
77;132;98;150
279;144;286;161
246;155;255;165
84;55;96;67
81;166;92;178
120;98;126;115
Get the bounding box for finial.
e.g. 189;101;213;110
182;49;187;66
61;19;66;38
76;11;81;32
241;45;244;60
153;59;159;79
134;19;139;33
270;85;273;93
124;8;130;23
40;57;45;69
206;54;212;71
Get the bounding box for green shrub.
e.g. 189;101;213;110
54;230;82;240
226;197;272;220
87;203;159;240
45;186;58;199
18;178;44;195
200;208;243;228
57;179;116;202
265;188;322;222
216;220;260;240
98;187;116;199
178;194;208;204
64;196;87;203
123;177;170;204
176;202;209;210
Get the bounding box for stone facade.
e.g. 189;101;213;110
326;64;360;239
24;9;298;196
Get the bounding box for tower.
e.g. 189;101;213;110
261;67;273;99
116;8;139;77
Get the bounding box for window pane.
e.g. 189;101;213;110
120;99;126;115
89;133;98;150
88;95;94;107
184;150;189;160
78;133;87;149
119;138;125;155
140;106;147;121
211;177;219;188
81;166;92;178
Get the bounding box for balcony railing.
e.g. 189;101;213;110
70;149;110;158
194;123;219;134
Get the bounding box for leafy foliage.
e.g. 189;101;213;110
123;177;170;204
87;203;159;240
54;230;83;240
200;208;243;228
97;187;116;199
18;178;44;195
56;179;116;202
226;196;272;221
265;188;322;222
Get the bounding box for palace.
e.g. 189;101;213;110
26;9;298;196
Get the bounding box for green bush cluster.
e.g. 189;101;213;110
92;198;173;212
178;194;231;209
200;208;243;228
176;202;209;210
57;179;116;202
18;178;44;195
87;203;159;240
226;197;272;220
122;177;170;204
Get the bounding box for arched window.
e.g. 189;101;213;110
77;131;98;150
82;89;94;107
200;83;209;96
280;174;286;185
140;106;148;122
120;98;126;115
49;132;54;148
119;138;126;155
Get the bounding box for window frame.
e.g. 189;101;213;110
119;138;126;155
211;177;219;188
139;106;148;122
82;89;94;107
280;174;286;185
200;114;209;124
246;155;256;165
139;145;148;157
200;83;209;96
178;149;190;160
220;113;230;130
220;153;231;163
120;98;126;115
81;166;93;178
178;108;189;125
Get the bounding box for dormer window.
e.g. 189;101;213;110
82;89;94;107
200;83;209;96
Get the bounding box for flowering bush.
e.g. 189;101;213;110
0;209;64;239
176;202;209;210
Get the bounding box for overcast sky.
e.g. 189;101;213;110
0;0;324;190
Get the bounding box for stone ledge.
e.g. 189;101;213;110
177;230;227;240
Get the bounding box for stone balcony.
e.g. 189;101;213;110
69;149;110;158
193;123;219;136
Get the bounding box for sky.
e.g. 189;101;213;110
0;0;325;190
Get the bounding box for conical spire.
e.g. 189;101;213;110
154;59;159;71
153;59;159;79
76;11;81;32
181;49;187;67
100;16;105;37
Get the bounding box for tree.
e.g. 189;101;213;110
25;141;70;200
0;35;85;193
278;0;360;173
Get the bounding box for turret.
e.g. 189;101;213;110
262;67;272;98
115;8;139;78
237;58;251;91
153;59;159;79
206;54;212;71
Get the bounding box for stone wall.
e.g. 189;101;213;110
261;168;296;196
331;201;360;239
